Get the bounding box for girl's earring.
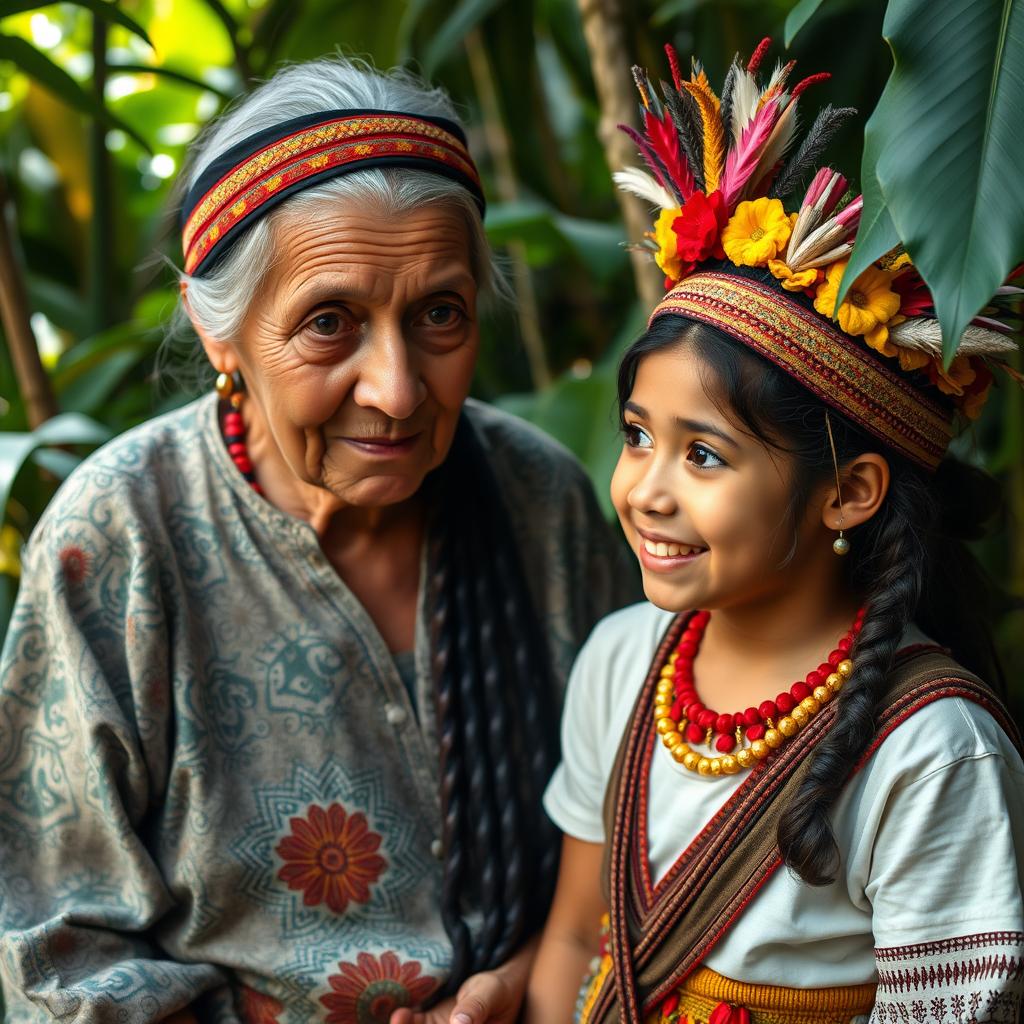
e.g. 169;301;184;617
825;412;850;556
833;526;850;557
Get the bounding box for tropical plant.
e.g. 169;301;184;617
0;0;1020;702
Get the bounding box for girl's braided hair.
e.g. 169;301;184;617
618;314;1007;886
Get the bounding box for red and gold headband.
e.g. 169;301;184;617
616;40;1020;470
651;272;953;469
180;108;485;277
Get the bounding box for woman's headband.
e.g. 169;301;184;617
180;108;485;278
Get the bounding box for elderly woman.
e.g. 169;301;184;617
0;59;633;1022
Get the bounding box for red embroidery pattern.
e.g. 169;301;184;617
320;951;438;1024
58;545;91;584
275;802;387;914
238;985;284;1024
872;932;1024;1024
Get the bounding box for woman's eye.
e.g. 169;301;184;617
302;309;354;339
624;424;653;449
422;304;463;327
689;443;725;469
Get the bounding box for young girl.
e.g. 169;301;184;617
525;40;1024;1024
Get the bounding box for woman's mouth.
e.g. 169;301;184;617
340;433;421;458
637;535;708;572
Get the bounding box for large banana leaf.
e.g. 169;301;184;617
839;0;1024;363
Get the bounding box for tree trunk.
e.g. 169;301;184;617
577;0;663;311
0;173;57;429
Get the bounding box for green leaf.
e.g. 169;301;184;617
0;0;153;48
868;0;1024;364
421;0;504;75
0;34;151;152
835;124;900;309
107;62;235;101
784;0;831;48
0;414;111;519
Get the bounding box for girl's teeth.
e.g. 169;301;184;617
643;539;695;557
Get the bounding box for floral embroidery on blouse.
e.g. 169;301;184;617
275;803;387;913
320;951;439;1024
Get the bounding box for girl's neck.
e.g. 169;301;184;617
694;583;862;712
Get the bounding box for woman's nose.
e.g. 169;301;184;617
351;324;425;421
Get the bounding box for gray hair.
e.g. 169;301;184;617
171;57;501;354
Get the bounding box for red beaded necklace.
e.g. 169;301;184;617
654;608;864;776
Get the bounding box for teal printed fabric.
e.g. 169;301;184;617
0;393;634;1023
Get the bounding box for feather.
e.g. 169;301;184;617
729;66;760;145
769;105;856;201
718;55;740;152
645;105;696;200
747;36;771;75
719;99;780;208
663;87;705;194
618;123;680;201
613;168;678;210
758;60;795;109
664;43;684;91
745;96;799;198
888;320;1020;357
680;77;725;193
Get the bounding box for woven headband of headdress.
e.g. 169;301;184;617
181;108;485;278
616;39;1022;470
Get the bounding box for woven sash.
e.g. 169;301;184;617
588;615;1020;1024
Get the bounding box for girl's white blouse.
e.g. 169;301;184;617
544;602;1024;1011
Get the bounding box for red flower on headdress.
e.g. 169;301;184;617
320;952;438;1024
672;189;728;275
275;803;387;914
893;270;934;318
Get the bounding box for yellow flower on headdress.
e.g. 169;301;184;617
650;206;684;282
814;260;901;350
768;259;819;292
721;198;793;267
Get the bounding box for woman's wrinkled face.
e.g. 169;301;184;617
611;343;821;613
233;200;479;508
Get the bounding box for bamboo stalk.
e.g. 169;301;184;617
0;173;57;428
577;0;663;310
465;27;552;390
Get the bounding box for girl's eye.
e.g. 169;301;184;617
422;304;463;327
689;443;726;469
624;424;653;449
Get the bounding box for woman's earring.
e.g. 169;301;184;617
215;370;244;409
825;412;850;556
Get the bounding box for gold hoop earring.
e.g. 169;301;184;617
825;412;850;556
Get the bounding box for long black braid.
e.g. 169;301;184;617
619;311;1009;887
427;414;561;994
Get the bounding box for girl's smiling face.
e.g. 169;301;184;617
611;342;829;613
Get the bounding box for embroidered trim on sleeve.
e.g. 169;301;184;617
872;931;1024;1024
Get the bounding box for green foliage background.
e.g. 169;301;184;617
0;0;1021;703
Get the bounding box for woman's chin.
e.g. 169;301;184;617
323;470;426;509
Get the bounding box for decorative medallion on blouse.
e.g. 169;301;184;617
616;38;1023;470
229;759;426;939
275;802;387;914
319;951;439;1024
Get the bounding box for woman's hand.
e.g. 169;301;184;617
390;969;518;1024
390;935;537;1024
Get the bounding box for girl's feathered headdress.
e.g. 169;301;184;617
617;39;1022;454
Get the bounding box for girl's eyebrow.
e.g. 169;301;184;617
625;401;738;448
